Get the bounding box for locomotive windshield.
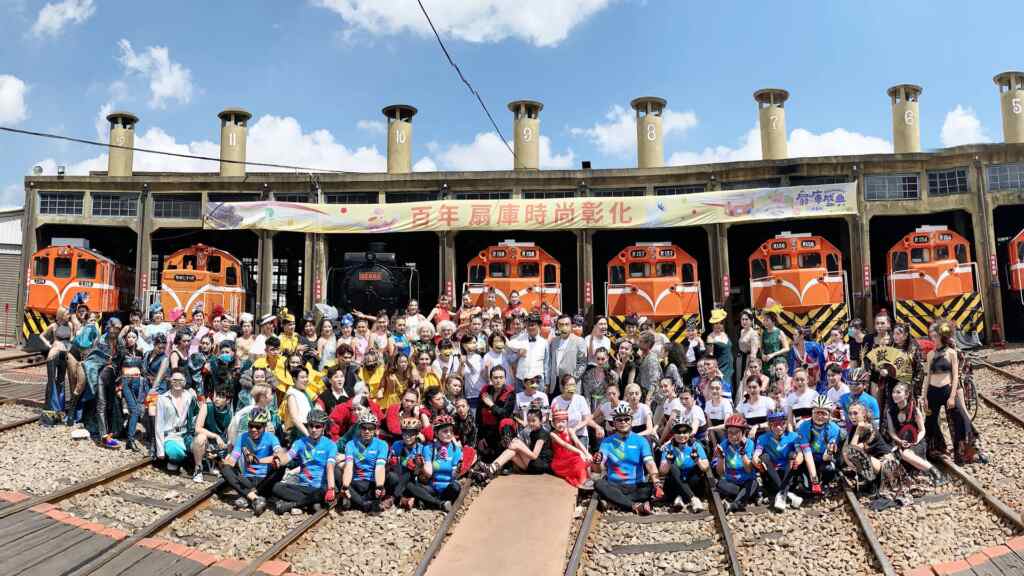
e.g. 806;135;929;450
54;257;72;278
656;262;676;277
207;255;221;273
629;263;648;278
911;248;930;264
611;266;625;284
77;259;97;279
489;263;508;278
751;259;767;279
769;255;790;271
226;267;238;286
798;253;821;268
34;257;48;276
892;252;908;272
518;263;539;277
955;244;968;263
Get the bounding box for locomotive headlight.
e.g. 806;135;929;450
366;252;376;262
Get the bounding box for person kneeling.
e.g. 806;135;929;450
714;414;758;513
592;404;659;515
755;410;804;512
272;409;338;514
218;407;282;516
659;415;708;512
340;412;390;513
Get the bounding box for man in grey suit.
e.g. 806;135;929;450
547;313;588;396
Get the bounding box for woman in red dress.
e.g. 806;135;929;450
549;408;591;488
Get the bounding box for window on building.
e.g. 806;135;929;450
154;195;202;219
656;262;676;277
54;257;72;278
452;191;512;200
655;185;706;196
208;193;258;203
518;263;539;277
590;187;645;197
271;256;303;310
91;193;138;217
274;193;312;203
76;259;96;279
864;174;920;200
386;191;441;203
769;255;791;270
34;257;49;277
38;192;83;215
523;190;576;199
927;168;969;196
325;192;379;204
721;179;781;190
988;163;1024;192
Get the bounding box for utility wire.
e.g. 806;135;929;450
415;0;518;163
0;125;351;174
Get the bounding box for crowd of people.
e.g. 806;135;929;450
34;291;985;516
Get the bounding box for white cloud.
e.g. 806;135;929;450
313;0;613;47
669;126;891;166
940;105;991;147
0;75;29;124
424;131;574;170
31;0;94;37
117;39;194;109
1;183;22;209
570;104;698;157
356;119;386;135
413;157;438;172
36;111;388;175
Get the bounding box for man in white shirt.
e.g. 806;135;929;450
509;315;548;393
546;314;587;397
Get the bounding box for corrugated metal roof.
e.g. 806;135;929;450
0;209;24;247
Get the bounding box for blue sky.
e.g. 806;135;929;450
0;0;1020;207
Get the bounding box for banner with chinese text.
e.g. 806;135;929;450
204;182;856;234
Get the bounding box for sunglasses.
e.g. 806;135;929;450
613;417;631;423
248;423;266;429
310;423;325;430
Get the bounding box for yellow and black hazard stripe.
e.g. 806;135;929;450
894;293;984;339
755;303;849;342
608;314;702;344
22;309;50;339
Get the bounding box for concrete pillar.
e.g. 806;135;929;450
888;84;922;153
303;234;315;311
753;89;789;160
383;105;417;174
16;183;35;343
136;191;153;300
258;231;275;315
709;224;729;307
630;97;666;168
439;232;457;303
106;112;138;177
218;109;252;177
974;160;1003;341
577;230;594;318
846;213;867;320
994;71;1024;144
508;100;543;170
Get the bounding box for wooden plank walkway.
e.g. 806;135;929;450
426;474;577;576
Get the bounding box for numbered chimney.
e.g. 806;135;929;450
994;71;1024;144
218;108;252;177
888;84;922;153
106;111;138;177
631;96;666;169
754;89;789;160
508;100;543;170
383;105;417;174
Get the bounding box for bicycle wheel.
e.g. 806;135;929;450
962;371;979;420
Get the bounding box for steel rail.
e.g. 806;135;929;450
235;498;335;576
0;414;40;433
562;496;598;576
0;458;150;521
705;469;743;576
840;479;898;576
937;457;1024;532
412;479;471;576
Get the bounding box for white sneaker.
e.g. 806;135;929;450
773;493;788;512
690;498;705;513
290;507;303;515
786;492;803;509
672;496;684;510
192;471;204;484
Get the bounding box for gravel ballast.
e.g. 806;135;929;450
0;403;38;426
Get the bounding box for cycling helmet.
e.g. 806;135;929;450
400;417;422;432
432;414;455;429
767;410;787;423
724;414;749;430
611;403;634;420
671;414;694;434
357;412;379;428
812;395;835;412
249;407;270;427
306;409;330;427
848;367;869;383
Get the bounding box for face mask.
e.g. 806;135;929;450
219;353;233;363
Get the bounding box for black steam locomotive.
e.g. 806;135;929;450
329;243;419;314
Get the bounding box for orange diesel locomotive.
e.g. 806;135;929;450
464;241;561;312
605;242;702;339
27;245;133;317
886;225;982;336
748;232;848;339
1008;228;1024;297
157;244;247;319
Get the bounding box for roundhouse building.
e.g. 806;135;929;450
15;77;1024;342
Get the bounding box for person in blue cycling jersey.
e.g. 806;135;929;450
340;412;391;513
403;413;463;511
754;410;804;512
658;414;708;513
714;414;758;513
838;368;879;431
271;409;339;514
218;407;282;516
592;403;660;515
386;416;434;510
797;395;843;495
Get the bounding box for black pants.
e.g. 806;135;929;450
348;479;383;513
716;477;757;507
272;482;325;508
924;385;973;456
220;464;284;498
664;465;703;503
796;457;837;487
45;352;68;413
386;467;418;498
595;479;652;511
759;454;795;497
405;481;460;509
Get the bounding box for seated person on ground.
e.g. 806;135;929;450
409;414;463;511
754;410;804;512
714;414;758;513
658;415;708;513
591;403;660;515
797;395;843;495
340;412;391;513
155;369;200;473
476;365;518;461
272;409;338;514
484;408;552;477
191;385;234;483
885;382;946;486
218;407;282;516
386;416;433;510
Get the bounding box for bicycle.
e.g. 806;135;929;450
960;351;979;420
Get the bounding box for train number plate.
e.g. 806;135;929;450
33;279;45;284
173;274;197;282
520;250;536;257
79;281;93;287
938;233;952;241
491;250;507;258
630;250;646;258
771;241;788;250
358;272;383;281
658;249;675;257
800;240;817;248
913;235;929;244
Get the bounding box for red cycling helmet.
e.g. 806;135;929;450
432;414;455;429
724;414;749;430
